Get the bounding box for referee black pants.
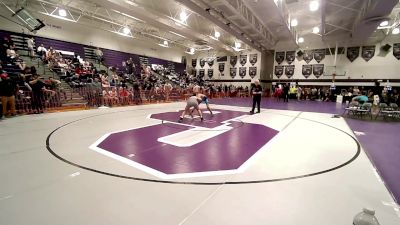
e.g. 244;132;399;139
251;95;261;113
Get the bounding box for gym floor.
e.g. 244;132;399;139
0;99;399;225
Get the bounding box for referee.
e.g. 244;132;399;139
250;80;262;114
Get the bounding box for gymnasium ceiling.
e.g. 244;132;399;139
1;0;400;53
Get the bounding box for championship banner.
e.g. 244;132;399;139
302;65;312;78
312;64;324;78
361;46;375;62
313;49;325;63
239;67;247;78
207;69;213;78
249;67;257;78
207;59;214;67
230;67;237;78
275;65;284;78
218;63;225;72
347;47;360;62
285;65;294;78
303;50;314;64
191;59;197;67
199;59;205;68
393;43;400;60
199;69;205;77
249;54;258;65
240;55;247;66
230;56;237;67
285;51;295;64
275;52;285;64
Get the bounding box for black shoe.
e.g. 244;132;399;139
250;111;254;114
256;111;260;113
200;117;203;121
178;117;183;122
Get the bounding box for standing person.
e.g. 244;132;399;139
29;74;51;113
94;47;103;64
283;83;290;102
27;37;35;58
164;82;173;101
126;58;134;77
250;80;262;114
178;94;203;122
297;85;302;101
371;81;382;106
0;73;17;118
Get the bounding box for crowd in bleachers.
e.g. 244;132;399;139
1;36;67;118
272;82;400;107
1;32;399;120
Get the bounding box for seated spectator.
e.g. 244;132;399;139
6;45;18;60
37;44;47;60
46;46;56;61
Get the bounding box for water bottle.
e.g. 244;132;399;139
353;208;380;225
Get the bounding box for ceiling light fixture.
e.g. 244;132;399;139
185;47;195;55
309;1;319;11
312;26;320;34
158;40;169;48
298;37;304;43
379;20;389;27
58;8;67;17
392;27;400;35
232;41;243;52
179;11;188;22
291;19;298;27
235;41;241;48
122;27;131;35
214;31;220;38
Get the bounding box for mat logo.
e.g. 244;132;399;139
90;110;278;179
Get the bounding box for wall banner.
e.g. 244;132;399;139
302;65;312;78
361;46;375;62
347;47;360;62
239;67;247;78
275;52;285;64
230;67;237;78
285;51;295;64
275;66;284;78
249;54;258;65
313;49;325;63
230;56;237;67
249;67;257;78
285;65;295;78
312;64;324;78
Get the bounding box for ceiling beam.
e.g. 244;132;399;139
175;0;262;51
327;0;361;13
321;0;326;36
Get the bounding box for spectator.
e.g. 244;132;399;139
27;37;35;58
94;47;103;64
164;82;173;101
37;44;47;60
283;83;290;102
0;73;18;118
29;74;51;113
